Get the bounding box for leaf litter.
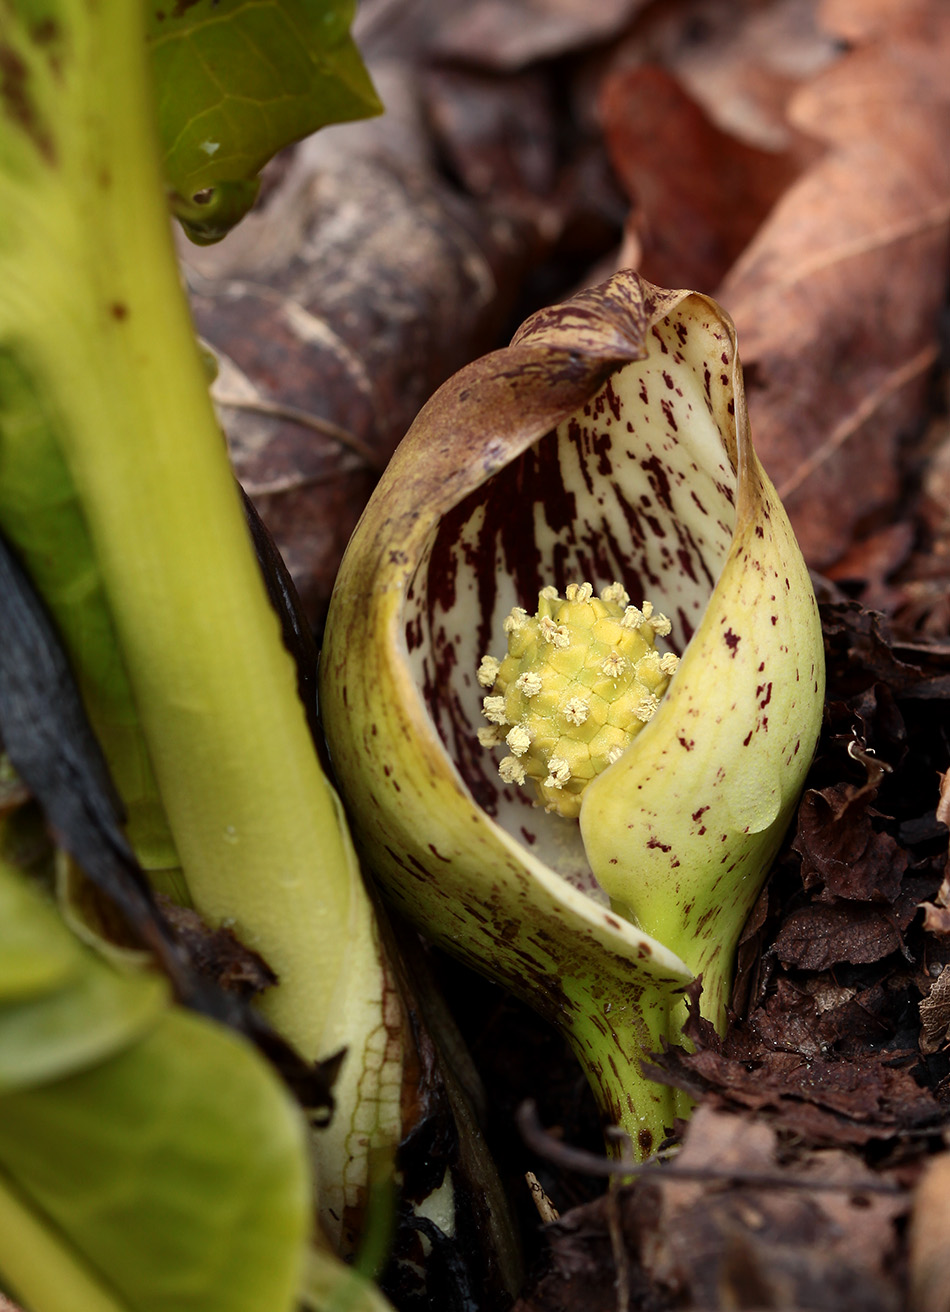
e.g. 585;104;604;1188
178;0;950;1307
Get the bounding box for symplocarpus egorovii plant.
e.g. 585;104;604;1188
319;271;825;1156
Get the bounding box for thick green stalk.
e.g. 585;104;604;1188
0;1;352;1060
562;976;679;1156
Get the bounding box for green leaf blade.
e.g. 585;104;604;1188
0;860;311;1312
0;1011;312;1312
146;0;381;241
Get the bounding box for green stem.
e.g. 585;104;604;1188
564;977;679;1158
0;0;355;1062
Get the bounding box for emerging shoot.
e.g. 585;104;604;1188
320;271;825;1157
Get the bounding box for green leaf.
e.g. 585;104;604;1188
0;851;80;1002
0;859;310;1312
0;855;166;1090
0;1013;311;1312
145;0;381;241
0;958;167;1094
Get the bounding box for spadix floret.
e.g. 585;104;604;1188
478;581;679;818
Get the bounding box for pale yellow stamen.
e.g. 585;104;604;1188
601;651;627;678
620;605;645;629
506;725;532;757
606;745;625;765
544;757;571;789
539;585;559;601
600;582;629;607
482;695;508;725
636;693;660;722
539;615;570;648
641;601;654;619
650;613;672;637
562;696;590;726
515;671;543;697
477;725;504;747
504;607;528;633
477;654;501;687
498;756;526;786
565;582;594;602
660;653;680;675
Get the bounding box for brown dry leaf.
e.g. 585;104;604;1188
654;1021;941;1147
423;66;559;210
938;770;950;830
922;903;950;936
599;0;839;152
182;65;539;622
919;776;950;940
718;0;950;568
824;520;916;611
156;897;278;1000
919;965;950;1055
819;602;950;699
511;1194;655;1312
771;901;905;970
600;64;802;292
641;1107;907;1312
793;782;908;904
821;0;947;43
515;1108;909;1312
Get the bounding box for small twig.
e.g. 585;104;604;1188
214;392;384;472
525;1171;560;1224
516;1101;905;1195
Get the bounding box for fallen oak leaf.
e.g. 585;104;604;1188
770;900;907;971
513;1106;908;1312
649;1027;942;1148
718;3;950;569
600;64;804;293
638;1107;907;1312
793;785;907;905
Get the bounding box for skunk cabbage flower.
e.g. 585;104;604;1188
320;272;824;1155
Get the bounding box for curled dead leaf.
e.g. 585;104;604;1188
919;965;950;1055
